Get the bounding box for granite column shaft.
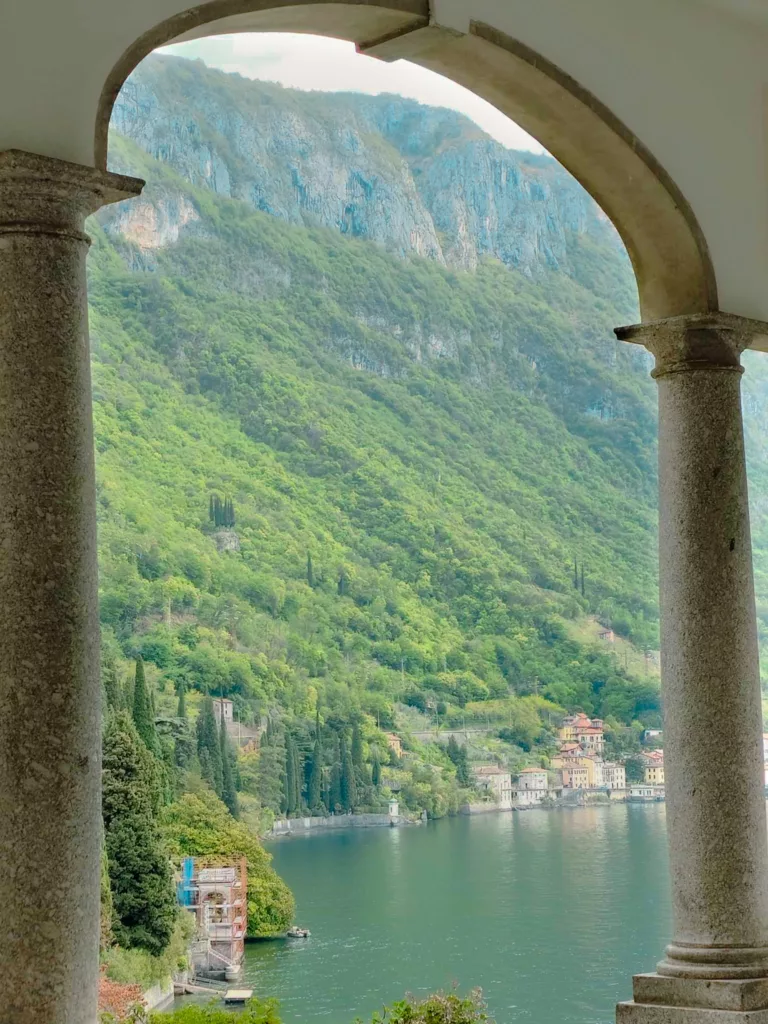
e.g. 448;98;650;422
618;313;768;1024
0;151;141;1024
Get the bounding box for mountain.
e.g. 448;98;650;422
110;54;630;286
91;52;767;762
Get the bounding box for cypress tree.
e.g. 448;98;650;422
329;763;342;813
102;711;176;956
308;737;322;810
446;735;460;765
220;710;239;819
580;564;586;597
256;726;286;815
371;752;381;788
176;682;187;720
100;835;114;953
351;723;364;769
337;569;346;596
103;660;120;712
284;735;302;815
307;551;314;588
292;736;302;811
209;494;215;523
456;744;472;787
132;658;159;756
196;696;223;796
340;736;356;812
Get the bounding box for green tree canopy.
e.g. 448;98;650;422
102;711;177;955
161;791;295;935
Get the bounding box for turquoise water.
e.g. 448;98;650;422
240;806;671;1024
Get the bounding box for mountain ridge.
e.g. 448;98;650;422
110;54;628;287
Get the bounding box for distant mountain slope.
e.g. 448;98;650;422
111;55;631;292
88;53;767;741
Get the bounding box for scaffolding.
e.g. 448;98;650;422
177;856;248;980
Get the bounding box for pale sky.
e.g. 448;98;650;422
159;33;545;154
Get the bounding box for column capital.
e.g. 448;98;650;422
0;149;143;238
615;311;768;377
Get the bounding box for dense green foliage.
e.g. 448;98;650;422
150;999;281;1024
133;658;160;755
91;126;666;768
102;712;177;955
147;989;488;1024
161;791;295;935
362;990;492;1024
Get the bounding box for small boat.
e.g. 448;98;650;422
287;926;311;938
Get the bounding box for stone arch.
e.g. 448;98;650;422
95;0;717;321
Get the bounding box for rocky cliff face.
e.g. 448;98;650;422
109;54;624;278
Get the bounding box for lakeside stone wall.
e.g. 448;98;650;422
270;813;414;837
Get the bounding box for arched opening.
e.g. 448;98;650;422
92;24;678;1023
95;0;716;322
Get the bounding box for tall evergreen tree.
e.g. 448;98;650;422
103;659;121;712
351;723;364;769
307;551;314;588
308;737;322;810
196;696;223;796
132;658;159;755
329;762;342;813
256;726;286;815
283;734;301;815
371;751;381;788
220;709;239;818
455;744;472;787
176;681;187;719
102;711;176;956
100;835;114;953
340;735;356;812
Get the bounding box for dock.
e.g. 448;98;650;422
224;989;254;1004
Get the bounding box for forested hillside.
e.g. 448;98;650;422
90;53;768;830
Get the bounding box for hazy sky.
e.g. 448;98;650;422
160;33;545;154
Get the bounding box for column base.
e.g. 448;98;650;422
618;975;768;1024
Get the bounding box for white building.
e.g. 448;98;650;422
472;765;513;810
516;768;548;791
513;767;549;805
629;785;665;802
212;697;234;723
603;762;626;790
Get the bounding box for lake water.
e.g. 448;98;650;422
242;806;672;1024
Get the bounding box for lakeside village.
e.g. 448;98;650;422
464;712;665;813
268;710;670;839
137;713;668;1011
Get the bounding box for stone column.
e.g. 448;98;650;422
0;151;141;1024
617;312;768;1024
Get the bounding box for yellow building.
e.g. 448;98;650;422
643;752;665;785
557;712;604;753
552;750;603;787
562;765;590;789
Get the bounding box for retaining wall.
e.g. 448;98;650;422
270;813;412;836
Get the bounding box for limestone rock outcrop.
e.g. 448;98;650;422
107;54;624;279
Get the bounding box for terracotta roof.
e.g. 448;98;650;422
472;765;507;776
519;767;547;774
